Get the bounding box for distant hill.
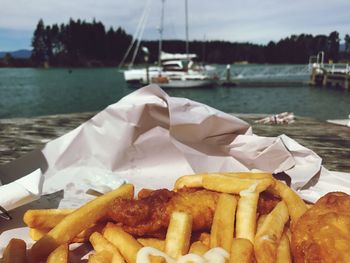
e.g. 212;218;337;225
0;49;32;59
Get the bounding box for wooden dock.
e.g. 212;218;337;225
1;112;350;172
310;64;350;89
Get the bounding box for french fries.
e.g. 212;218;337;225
164;211;192;259
189;241;209;255
174;172;273;190
236;189;259;243
23;208;74;229
2;238;26;263
276;233;292;263
88;250;113;263
254;201;289;263
229;238;255;263
137;238;165;251
103;223;143;263
268;180;307;227
29;184;134;262
29;223;105;242
46;243;69;263
210;193;237;251
2;171;311;263
174;174;203;189
89;232;125;263
202;173;273;194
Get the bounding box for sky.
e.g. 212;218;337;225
0;0;349;51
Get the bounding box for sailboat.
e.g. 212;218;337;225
122;0;216;88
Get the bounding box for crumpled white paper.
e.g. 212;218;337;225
39;85;323;196
0;169;43;211
0;84;349;252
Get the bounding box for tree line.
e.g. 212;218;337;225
1;18;350;67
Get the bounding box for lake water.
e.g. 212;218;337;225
0;65;349;120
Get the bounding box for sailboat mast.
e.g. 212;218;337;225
185;0;189;60
158;0;165;67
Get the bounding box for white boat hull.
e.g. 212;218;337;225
157;79;216;88
123;67;161;84
123;68;216;88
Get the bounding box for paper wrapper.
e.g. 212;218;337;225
0;84;349;252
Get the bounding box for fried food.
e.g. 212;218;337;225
46;244;69;263
210;193;237;251
164;211;192;259
229;238;255;263
268;180;307;227
103;223;143;263
292;192;350;263
29;184;134;262
254;201;289;263
108;188;219;237
2;238;26;263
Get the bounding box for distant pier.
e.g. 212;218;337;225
309;51;350;90
219;64;309;87
310;65;350;90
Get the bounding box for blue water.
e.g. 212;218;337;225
0;66;349;120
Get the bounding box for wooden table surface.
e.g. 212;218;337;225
1;112;349;172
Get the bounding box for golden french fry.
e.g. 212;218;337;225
189;241;209;256
254;201;289;263
47;243;69;263
164;211;193;259
29;228;50;241
2;238;27;263
29;224;105;243
285;228;291;243
103;223;142;263
210;193;237;251
235;191;259;243
256;214;267;233
23;208;74;229
29;184;134;262
89;232;125;263
202;173;273;194
88;250;113;263
223;172;273;180
137;238;165;251
276;233;292;263
137;238;165;263
198;232;210;247
306;203;314;209
229;238;255;263
268;180;307;226
174;174;203;189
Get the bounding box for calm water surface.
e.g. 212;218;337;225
0;66;349;120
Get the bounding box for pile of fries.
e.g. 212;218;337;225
1;172;309;263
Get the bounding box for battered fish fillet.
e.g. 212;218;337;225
108;188;219;237
108;188;280;237
292;192;350;263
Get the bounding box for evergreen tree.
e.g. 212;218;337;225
31;19;47;65
345;34;350;54
328;31;340;62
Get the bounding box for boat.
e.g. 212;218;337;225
124;52;216;88
121;0;216;89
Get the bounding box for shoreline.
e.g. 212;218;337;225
1;112;349;172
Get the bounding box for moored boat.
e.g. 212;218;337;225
122;0;216;89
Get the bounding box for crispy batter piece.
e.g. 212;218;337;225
292;192;350;263
108;188;218;237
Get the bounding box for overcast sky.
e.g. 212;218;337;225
1;0;349;51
